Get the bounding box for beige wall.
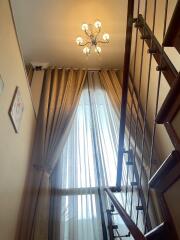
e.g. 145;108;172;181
0;1;36;239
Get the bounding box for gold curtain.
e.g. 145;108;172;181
18;68;87;240
34;67;87;172
99;69;150;180
99;69;142;124
99;69;145;149
99;70;122;118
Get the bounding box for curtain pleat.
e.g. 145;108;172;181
31;172;50;240
19;68;159;240
34;68;87;173
99;70;153;175
49;71;121;240
19;68;87;240
99;70;122;118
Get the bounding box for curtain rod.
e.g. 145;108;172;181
56;68;120;71
57;67;120;71
33;65;120;72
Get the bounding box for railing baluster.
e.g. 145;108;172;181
124;0;141;213
136;0;158;227
105;188;146;240
129;0;148;220
115;0;175;237
144;0;169;233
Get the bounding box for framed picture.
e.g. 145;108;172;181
9;87;24;133
0;74;4;95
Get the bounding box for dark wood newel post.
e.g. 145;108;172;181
116;0;134;187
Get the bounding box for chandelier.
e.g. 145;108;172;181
76;20;110;55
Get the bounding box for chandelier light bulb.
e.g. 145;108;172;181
95;46;101;54
94;20;102;29
81;23;88;31
76;37;83;45
103;33;110;41
83;47;90;55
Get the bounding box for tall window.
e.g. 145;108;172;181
54;74;120;239
50;72;145;239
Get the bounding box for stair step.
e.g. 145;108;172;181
163;1;180;53
145;222;168;240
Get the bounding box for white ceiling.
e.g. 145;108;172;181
11;0;128;69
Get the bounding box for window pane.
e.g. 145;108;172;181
60;194;103;240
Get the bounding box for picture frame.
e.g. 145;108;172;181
0;74;4;95
9;87;24;133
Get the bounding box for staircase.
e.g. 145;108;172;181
104;1;180;239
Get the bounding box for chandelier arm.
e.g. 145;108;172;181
84;29;91;37
94;27;101;39
79;41;91;47
95;32;100;40
97;40;109;44
95;45;100;55
97;27;101;35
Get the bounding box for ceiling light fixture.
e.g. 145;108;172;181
76;20;110;55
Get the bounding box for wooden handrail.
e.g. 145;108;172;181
105;188;147;240
136;14;178;87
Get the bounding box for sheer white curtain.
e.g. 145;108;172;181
51;71;120;240
57;72;119;189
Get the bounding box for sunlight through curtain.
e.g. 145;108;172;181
49;70;148;240
26;68;87;240
57;72;120;189
50;71;120;240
